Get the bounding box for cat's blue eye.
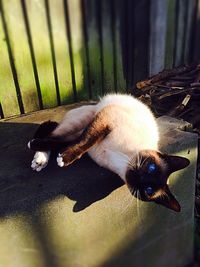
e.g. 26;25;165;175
148;163;156;173
145;187;154;196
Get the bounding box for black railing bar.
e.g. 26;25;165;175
21;0;43;110
172;0;179;67
188;0;198;62
96;0;104;95
0;101;4;119
63;0;77;102
124;0;130;90
44;0;61;106
127;0;134;88
181;0;189;63
81;0;92;99
146;0;151;81
110;0;117;93
0;0;25;114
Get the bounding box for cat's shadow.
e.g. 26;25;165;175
0;120;124;217
49;154;124;212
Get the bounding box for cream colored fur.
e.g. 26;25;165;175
32;94;159;178
88;94;159;180
52;105;96;141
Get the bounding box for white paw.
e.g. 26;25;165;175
57;153;64;167
31;151;50;172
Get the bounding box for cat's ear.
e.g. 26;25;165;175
154;185;181;212
162;153;190;174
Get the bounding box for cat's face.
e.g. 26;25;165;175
125;150;190;212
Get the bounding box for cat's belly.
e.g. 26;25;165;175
87;127;158;179
87;102;159;177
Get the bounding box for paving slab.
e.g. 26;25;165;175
0;105;198;267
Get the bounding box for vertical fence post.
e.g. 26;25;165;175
149;0;167;76
173;0;189;66
0;102;4;119
193;0;200;62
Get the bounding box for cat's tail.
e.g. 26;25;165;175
28;120;69;151
28;137;69;151
33;120;59;139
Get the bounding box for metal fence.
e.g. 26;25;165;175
0;0;199;119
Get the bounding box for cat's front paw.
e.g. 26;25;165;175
57;153;65;167
31;151;50;172
56;149;81;167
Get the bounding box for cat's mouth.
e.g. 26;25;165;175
128;186;147;201
128;185;160;202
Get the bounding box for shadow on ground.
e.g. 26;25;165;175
0;121;124;217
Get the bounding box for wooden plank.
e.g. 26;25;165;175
101;0;114;94
149;0;168;76
0;0;20;118
44;0;61;106
82;0;102;99
132;0;150;86
192;0;200;62
164;0;176;69
173;0;188;66
114;0;126;93
118;0;133;89
49;0;74;104
24;0;57;108
81;0;92;99
184;0;197;63
66;0;89;101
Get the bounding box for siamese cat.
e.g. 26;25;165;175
28;94;190;212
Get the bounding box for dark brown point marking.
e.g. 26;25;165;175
59;110;112;166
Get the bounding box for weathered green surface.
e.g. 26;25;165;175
0;105;197;267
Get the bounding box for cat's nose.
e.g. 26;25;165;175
27;139;35;149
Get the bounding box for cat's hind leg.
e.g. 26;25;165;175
57;110;111;167
51;105;96;141
28;121;59;171
28;105;96;171
31;151;51;172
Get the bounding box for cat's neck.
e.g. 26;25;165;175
107;149;138;181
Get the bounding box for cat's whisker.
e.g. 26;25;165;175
133;189;137;198
140;156;150;168
114;151;134;168
136;190;141;219
129;156;137;167
136;153;143;168
138;190;141;200
136;153;140;168
116;151;130;161
163;191;170;201
130;187;134;195
127;161;136;170
139;154;142;166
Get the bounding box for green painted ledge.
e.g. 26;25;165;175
0;105;198;267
